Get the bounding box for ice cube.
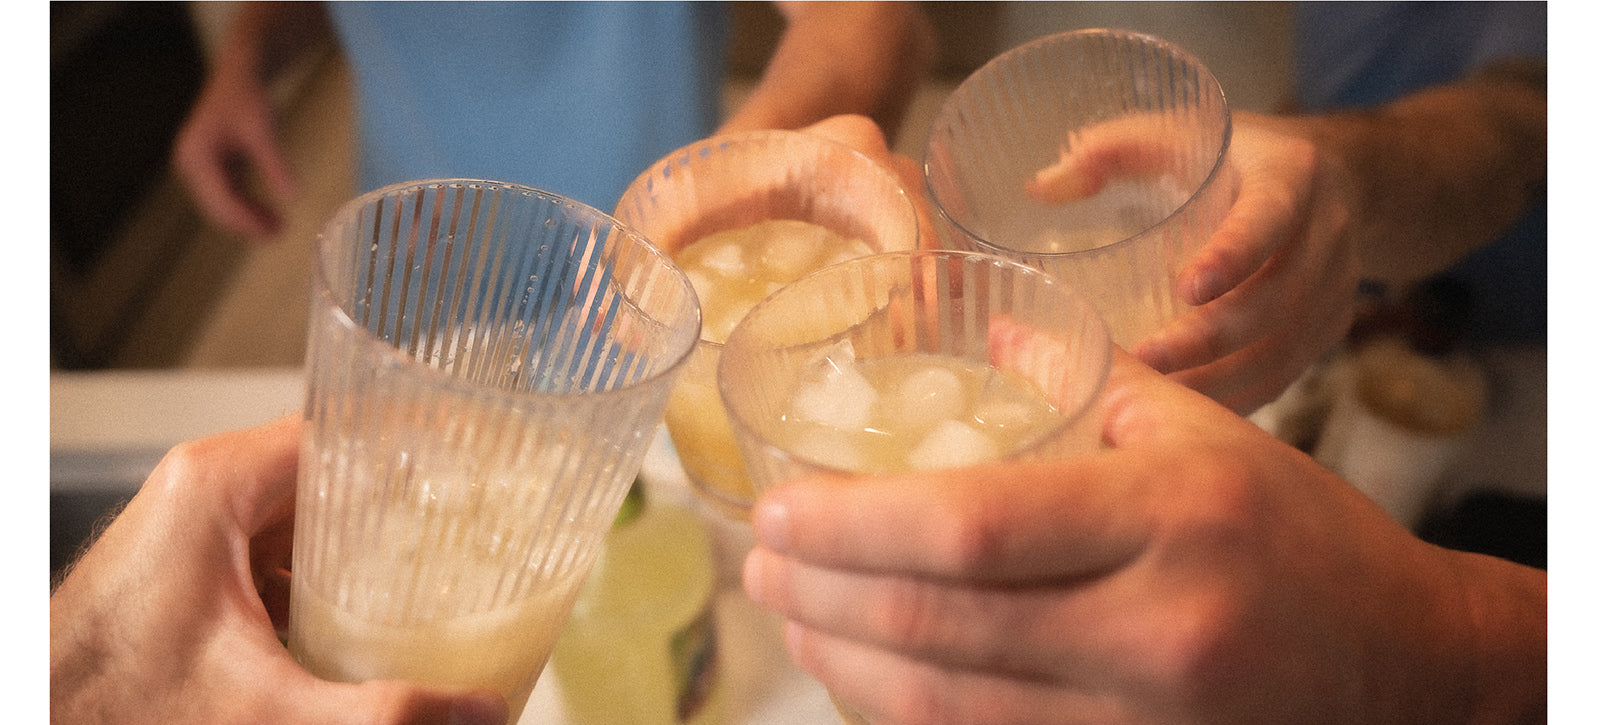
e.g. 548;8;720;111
786;425;866;472
887;363;968;435
906;420;1000;470
819;238;876;268
756;220;826;278
705;304;745;344
791;353;877;430
972;371;1054;431
698;238;747;276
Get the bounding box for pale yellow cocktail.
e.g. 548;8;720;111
666;219;876;512
612;130;920;520
718;250;1113;725
765;349;1062;473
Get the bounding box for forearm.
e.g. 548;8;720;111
1455;551;1548;725
210;1;333;85
1263;62;1546;288
718;1;936;143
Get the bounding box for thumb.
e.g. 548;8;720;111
1098;346;1245;450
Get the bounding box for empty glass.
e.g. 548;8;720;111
925;28;1238;346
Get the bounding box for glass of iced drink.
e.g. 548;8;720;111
613;130;918;574
924;28;1238;346
289;179;701;720
718;250;1112;724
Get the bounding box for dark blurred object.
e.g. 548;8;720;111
50;2;205;368
1347;276;1476;356
1417;491;1546;570
1339;276;1545;570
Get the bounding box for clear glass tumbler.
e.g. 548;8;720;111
718;250;1112;724
613;130;918;580
288;179;701;720
924;28;1238;346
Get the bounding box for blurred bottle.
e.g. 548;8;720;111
1314;278;1487;528
552;478;726;724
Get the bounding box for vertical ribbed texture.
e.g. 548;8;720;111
296;180;699;626
720;250;1111;492
925;29;1236;346
611;130;921;516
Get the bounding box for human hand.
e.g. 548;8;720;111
741;350;1545;724
1027;112;1361;414
171;60;298;239
50;416;508;725
799;114;942;250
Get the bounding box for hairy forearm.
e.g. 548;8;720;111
1264;62;1546;288
718;1;936;143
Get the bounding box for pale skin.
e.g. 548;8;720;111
49;416;510;725
1025;62;1545;413
54;98;1548;720
742;348;1547;725
716;1;936;139
740;72;1546;722
171;1;935;240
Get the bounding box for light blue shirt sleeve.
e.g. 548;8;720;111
1293;1;1546;111
329;1;729;210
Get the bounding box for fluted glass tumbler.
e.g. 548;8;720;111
614;130;919;521
925;29;1238;346
718;250;1112;725
288;179;701;720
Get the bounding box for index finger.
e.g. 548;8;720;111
147;415;304;537
748;452;1156;584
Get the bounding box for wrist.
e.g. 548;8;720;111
1455;551;1548;724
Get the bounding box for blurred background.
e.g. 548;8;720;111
48;1;1300;577
50;2;1543;585
49;1;1296;372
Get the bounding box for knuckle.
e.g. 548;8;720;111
930;494;1013;576
1146;586;1248;707
877;675;973;725
1172;452;1263;546
153;438;212;482
871;576;964;657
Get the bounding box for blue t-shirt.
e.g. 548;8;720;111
1294;1;1547;345
329;1;729;211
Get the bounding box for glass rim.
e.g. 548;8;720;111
621;127;920;226
310;178;703;404
921;27;1234;259
717;249;1113;478
617;129;922;348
